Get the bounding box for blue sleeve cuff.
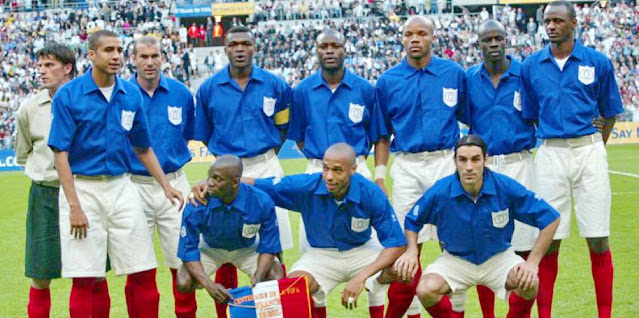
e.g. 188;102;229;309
178;250;201;263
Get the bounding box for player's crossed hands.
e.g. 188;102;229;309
393;250;419;282
514;260;539;291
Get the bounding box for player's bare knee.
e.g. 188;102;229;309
31;279;51;289
289;270;319;294
416;274;448;303
587;237;609;254
176;267;195;293
514;284;538;301
267;260;284;280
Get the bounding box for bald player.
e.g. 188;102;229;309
375;16;467;318
462;20;544;317
288;29;388;318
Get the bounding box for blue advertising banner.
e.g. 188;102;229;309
175;4;212;18
0;149;21;172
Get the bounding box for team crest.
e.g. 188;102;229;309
513;91;522;112
263;96;276;116
168;106;182;125
491;209;509;228
351;217;370;233
442;88;458;107
242;223;261;239
121;110;135;131
578;65;595;85
348;103;365;123
412;205;419;216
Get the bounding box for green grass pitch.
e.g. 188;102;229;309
1;144;638;317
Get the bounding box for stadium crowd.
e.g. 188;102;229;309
1;0;638;149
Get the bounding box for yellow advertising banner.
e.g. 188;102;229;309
211;2;255;16
608;122;639;145
188;141;216;163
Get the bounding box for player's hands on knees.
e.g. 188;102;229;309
69;204;89;239
514;261;539;291
375;179;389;197
393;250;419;282
189;180;208;206
206;282;232;304
342;276;366;309
164;185;185;210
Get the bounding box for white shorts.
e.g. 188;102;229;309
390;150;455;243
424;248;524;300
241;149;294;250
290;239;388;306
534;134;611;239
131;169;191;269
59;175;157;277
195;242;260;277
487;151;539;251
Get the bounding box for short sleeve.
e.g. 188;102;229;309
597;58;624;119
48;88;76;152
507;178;560;230
128;92;152;148
193;83;212;143
404;189;438;233
256;200;282;254
520;59;539;121
370;194;407;248
177;204;203;262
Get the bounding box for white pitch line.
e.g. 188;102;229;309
609;170;639;179
612;192;638;195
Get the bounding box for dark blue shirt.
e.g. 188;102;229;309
405;169;559;265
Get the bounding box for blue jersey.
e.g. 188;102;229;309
520;40;624;139
254;173;406;251
48;72;151;176
194;66;292;157
288;69;387;159
375;57;467;153
405;169;559;265
128;74;195;175
177;183;281;262
464;57;536;155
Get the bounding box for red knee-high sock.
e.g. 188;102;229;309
476;285;495;318
537;252;558;318
28;287;51;318
170;268;197;318
126;269;160;318
506;293;534;318
386;266;422;318
125;275;135;318
311;302;327;318
408;315;422;318
214;263;238;318
70;278;96;318
369;305;385;318
91;279;110;318
425;295;453;318
451;311;465;318
590;250;613;318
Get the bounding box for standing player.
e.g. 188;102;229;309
48;30;183;318
193;25;294;318
463;20;543;318
128;36;197;318
394;135;560;318
374;16;467;318
176;155;284;304
520;2;623;317
15;42;110;318
288;29;388;317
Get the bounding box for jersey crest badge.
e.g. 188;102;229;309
263;96;276;116
121;110;135;131
351;217;370;232
242;223;261;239
578;65;595;85
442;88;458;107
491;209;509;228
168;106;182;125
513;91;522;112
348;103;365;123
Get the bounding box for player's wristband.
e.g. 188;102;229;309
375;165;387;180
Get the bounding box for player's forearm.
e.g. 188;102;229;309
254;253;276;282
184;261;215;290
135;147;170;189
528;218;560;265
54;151;80;207
404;230;420;254
600;116;616;144
355;245;405;281
374;137;390;168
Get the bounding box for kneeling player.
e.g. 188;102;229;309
394;135;560;317
176;155;283;304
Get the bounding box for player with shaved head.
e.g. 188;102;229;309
374;16;468;318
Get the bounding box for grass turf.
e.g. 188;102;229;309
0;144;638;317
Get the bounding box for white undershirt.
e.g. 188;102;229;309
554;56;570;71
335;199;344;206
99;84;115;102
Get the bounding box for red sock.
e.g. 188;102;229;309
125;275;135;318
70;278;96;318
452;311;464;318
126;269;160;318
386;266;422;318
91;279;110;318
590;250;613;318
28;287;51;318
476;285;495;318
506;292;534;318
408;314;421;318
369;305;384;318
537;252;558;318
311;304;327;318
214;263;238;318
170;268;197;318
425;295;453;318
